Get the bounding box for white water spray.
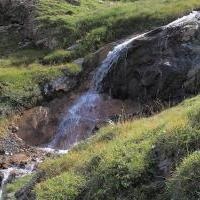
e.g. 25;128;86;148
48;34;147;150
48;11;200;150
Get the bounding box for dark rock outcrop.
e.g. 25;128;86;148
0;0;36;46
0;0;62;49
98;12;200;102
0;171;3;187
43;76;78;98
15;171;44;200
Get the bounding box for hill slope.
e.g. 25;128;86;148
34;95;200;200
1;0;200;199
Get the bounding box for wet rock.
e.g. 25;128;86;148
73;58;84;67
0;149;5;155
15;171;45;200
0;171;4;186
82;42;116;73
97;12;200;103
5;170;16;184
43;77;78;97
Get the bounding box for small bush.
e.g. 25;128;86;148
6;174;33;194
166;151;200;200
42;50;73;65
35;172;86;200
36;95;200;199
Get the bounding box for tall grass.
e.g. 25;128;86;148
36;0;200;54
35;95;200;199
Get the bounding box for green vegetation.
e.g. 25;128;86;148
6;174;34;194
167;151;200;200
36;172;86;200
0;49;81;119
35;95;200;199
1;0;200;197
36;0;200;54
42;50;73;65
1;0;200;119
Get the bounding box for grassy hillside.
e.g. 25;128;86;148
1;0;200;198
35;95;200;199
0;49;80;117
36;0;200;54
1;0;200;123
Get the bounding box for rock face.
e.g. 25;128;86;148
0;171;3;186
0;0;63;49
43;76;78;97
98;12;200;102
0;0;36;46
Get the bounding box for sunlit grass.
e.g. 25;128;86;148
36;0;200;54
36;95;200;199
0;49;81;119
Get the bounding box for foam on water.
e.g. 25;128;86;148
93;34;146;91
167;11;200;27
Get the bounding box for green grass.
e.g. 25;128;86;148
36;172;86;200
1;0;200;118
36;0;200;55
166;151;200;200
42;50;74;65
1;0;200;198
35;95;200;199
6;174;34;194
0;49;81;117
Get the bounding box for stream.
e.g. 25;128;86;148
0;32;146;199
1;11;200;198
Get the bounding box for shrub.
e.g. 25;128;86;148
166;151;200;200
42;50;73;65
36;172;86;200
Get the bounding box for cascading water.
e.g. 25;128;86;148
1;11;199;200
93;34;145;91
48;34;146;150
48;91;102;149
0;163;36;200
0;168;13;200
48;11;200;150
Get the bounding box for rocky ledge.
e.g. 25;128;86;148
98;12;200;103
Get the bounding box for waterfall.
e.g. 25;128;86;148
48;35;146;150
93;34;145;91
48;91;102;149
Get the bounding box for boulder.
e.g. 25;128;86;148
0;156;9;169
0;0;36;44
9;153;30;167
43;76;78;97
97;12;200;102
15;171;45;200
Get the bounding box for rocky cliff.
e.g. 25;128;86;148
99;12;200;103
0;0;36;48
